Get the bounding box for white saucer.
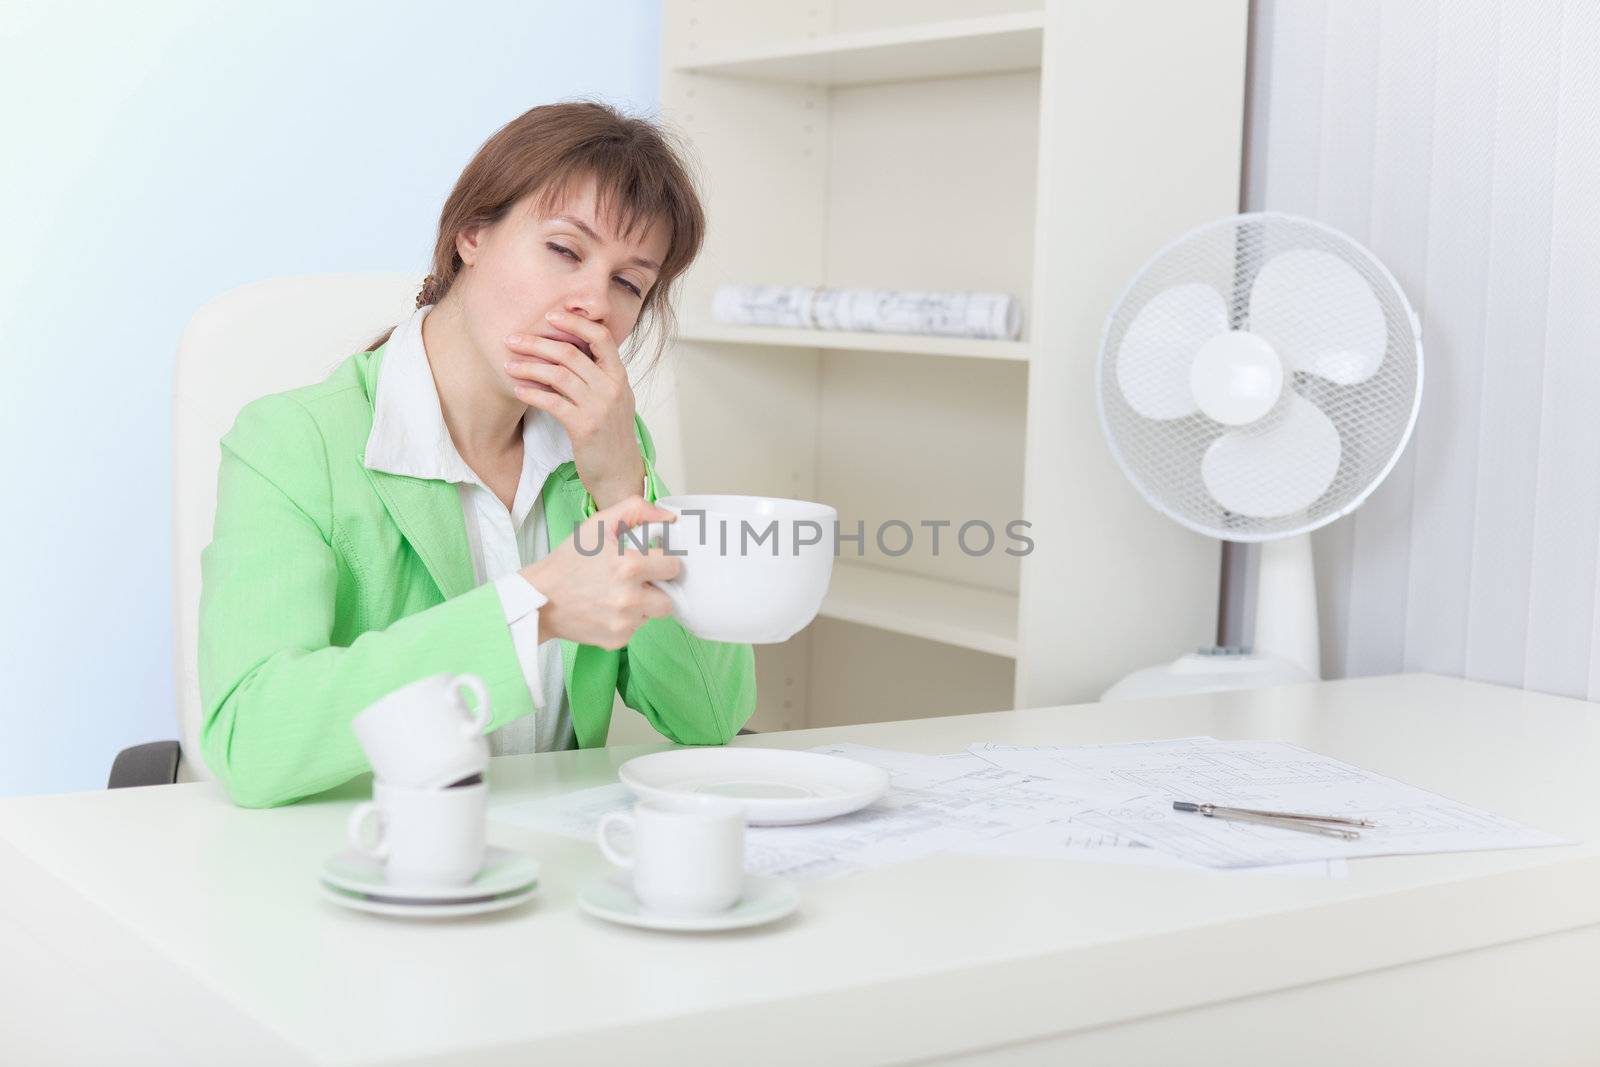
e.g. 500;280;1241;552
619;748;889;825
320;880;538;919
320;845;539;903
577;874;800;932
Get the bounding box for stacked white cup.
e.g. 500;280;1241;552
347;673;494;889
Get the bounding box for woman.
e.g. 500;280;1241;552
198;101;756;808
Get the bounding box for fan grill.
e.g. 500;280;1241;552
1096;212;1422;542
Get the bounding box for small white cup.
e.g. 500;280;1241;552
352;673;491;790
347;780;486;888
597;795;746;916
633;494;837;644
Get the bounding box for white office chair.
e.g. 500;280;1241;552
108;271;697;788
107;272;425;788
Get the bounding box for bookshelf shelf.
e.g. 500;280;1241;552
820;561;1019;658
675;12;1045;88
676;322;1032;362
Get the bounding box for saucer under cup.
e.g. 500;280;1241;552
577;874;799;932
320;845;540;919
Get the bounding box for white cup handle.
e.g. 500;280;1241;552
348;802;389;861
450;673;491;735
596;811;636;870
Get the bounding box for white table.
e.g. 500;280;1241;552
3;673;1598;1066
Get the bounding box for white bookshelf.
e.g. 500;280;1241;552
652;0;1247;731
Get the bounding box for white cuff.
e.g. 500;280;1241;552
494;572;550;711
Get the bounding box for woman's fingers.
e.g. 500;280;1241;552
544;311;628;383
639;587;675;619
508;358;588;402
592;495;676;531
515;383;579;425
507;336;603;387
622;548;682;584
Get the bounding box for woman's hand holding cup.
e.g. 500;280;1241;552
520;495;681;650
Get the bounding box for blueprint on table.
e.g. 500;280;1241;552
488;741;1353;880
968;737;1571;868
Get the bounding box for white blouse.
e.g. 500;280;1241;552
362;303;573;755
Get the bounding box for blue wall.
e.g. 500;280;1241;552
0;0;663;796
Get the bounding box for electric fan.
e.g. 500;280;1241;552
1096;211;1423;700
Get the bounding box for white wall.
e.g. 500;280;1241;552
1246;0;1600;699
0;0;663;797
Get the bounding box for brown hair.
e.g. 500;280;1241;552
364;98;705;380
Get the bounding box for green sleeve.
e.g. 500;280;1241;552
197;394;533;808
611;413;758;744
617;621;757;745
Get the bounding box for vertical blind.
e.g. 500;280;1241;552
1246;0;1600;698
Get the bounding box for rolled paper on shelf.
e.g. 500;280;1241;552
711;284;1022;340
710;284;816;328
811;288;1021;340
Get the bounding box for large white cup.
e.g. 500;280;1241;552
352;673;491;789
633;495;836;644
596;795;745;916
347;780;487;888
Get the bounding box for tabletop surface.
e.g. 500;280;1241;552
3;673;1598;1066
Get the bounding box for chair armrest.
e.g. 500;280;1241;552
108;740;182;789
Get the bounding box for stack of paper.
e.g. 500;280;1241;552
488;738;1568;883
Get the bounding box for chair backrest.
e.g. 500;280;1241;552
172;273;424;780
171;272;689;780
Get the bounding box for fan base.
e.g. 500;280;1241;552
1100;650;1315;703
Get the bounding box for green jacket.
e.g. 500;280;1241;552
198;342;756;808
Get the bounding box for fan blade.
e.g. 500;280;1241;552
1116;283;1227;419
1201;394;1342;518
1249;249;1386;385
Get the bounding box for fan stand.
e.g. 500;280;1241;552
1099;535;1319;702
1251;534;1321;679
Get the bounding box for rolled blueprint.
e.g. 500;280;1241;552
710;285;816;329
711;284;1021;341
